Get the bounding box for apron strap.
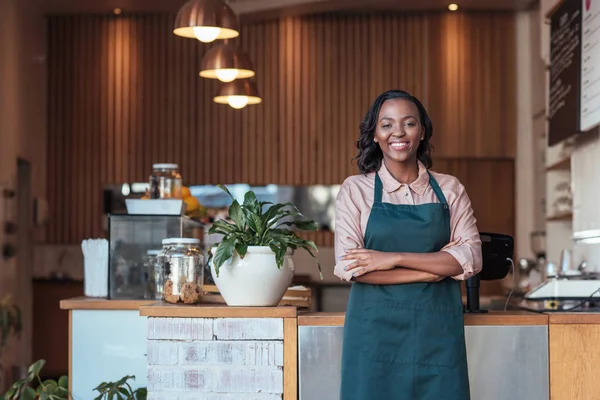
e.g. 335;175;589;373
375;170;449;207
374;172;383;204
427;171;449;207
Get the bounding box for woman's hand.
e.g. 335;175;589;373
340;249;398;278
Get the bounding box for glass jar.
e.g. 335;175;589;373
149;163;182;199
144;249;163;300
163;238;204;304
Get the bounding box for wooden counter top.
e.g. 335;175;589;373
60;297;155;310
297;311;548;326
548;313;600;324
139;302;297;318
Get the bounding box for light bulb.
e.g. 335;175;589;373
215;69;239;82
193;27;221;43
448;3;458;11
227;96;249;109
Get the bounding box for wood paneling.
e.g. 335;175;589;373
47;12;516;244
549;323;600;399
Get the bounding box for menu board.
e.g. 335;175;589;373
581;0;600;131
548;0;582;146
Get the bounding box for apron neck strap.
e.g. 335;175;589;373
374;172;384;203
427;171;449;206
374;170;449;206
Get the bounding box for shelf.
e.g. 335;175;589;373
546;158;571;172
546;211;573;221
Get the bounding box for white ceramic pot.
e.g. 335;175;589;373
209;245;295;307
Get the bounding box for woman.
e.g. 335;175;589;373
335;89;482;400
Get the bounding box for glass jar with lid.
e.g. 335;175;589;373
163;238;204;304
149;163;183;199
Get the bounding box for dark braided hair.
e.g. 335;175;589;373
353;90;434;174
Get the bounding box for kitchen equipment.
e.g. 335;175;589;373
108;214;202;299
163;238;204;304
464;232;514;313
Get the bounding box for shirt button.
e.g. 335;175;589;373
404;192;409;197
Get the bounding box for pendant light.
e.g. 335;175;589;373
174;0;239;43
214;79;262;109
200;42;255;82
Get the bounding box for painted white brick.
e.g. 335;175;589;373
149;394;282;400
148;317;214;340
179;341;284;366
214;318;283;340
147;341;179;365
148;366;283;394
179;394;282;400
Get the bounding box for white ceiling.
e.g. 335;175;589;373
42;0;539;20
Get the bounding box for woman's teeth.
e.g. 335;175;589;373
390;142;409;150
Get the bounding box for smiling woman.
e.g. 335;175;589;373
335;89;482;400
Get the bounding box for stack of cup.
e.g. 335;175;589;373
81;239;109;297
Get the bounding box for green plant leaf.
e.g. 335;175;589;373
58;376;68;389
28;359;45;379
22;387;36;400
280;220;318;231
217;184;234;200
213;236;236;277
135;388;148;400
228;200;245;229
243;191;261;214
235;242;248;258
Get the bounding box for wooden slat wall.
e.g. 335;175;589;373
47;12;516;244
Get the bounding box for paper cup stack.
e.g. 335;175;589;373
81;239;109;297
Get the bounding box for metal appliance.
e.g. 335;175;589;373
520;229;600;312
107;214;202;299
464;232;514;313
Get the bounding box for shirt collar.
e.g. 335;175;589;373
378;160;429;196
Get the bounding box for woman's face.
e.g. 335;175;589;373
374;98;423;166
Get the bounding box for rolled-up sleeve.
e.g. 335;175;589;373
442;182;483;281
333;180;364;280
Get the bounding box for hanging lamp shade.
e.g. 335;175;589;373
174;0;240;43
214;79;262;109
200;43;255;82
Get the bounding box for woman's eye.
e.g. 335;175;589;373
406;122;416;127
382;124;391;128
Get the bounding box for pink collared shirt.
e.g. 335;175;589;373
334;160;483;281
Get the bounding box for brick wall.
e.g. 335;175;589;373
147;317;285;399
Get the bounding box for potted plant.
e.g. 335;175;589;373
208;185;322;306
0;358;147;400
0;294;22;388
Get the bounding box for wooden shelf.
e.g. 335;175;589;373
546;158;571;171
546;211;573;221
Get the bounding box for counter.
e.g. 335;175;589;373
59;297;154;398
60;297;600;400
298;311;549;400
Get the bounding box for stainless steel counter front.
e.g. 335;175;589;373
298;312;549;400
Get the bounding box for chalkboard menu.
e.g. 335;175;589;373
548;0;582;146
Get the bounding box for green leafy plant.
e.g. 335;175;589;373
0;359;146;400
209;184;322;279
0;294;22;371
0;359;69;400
93;375;147;400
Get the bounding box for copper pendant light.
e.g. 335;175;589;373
200;43;255;82
214;79;262;109
174;0;239;43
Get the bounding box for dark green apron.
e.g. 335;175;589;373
340;171;470;400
